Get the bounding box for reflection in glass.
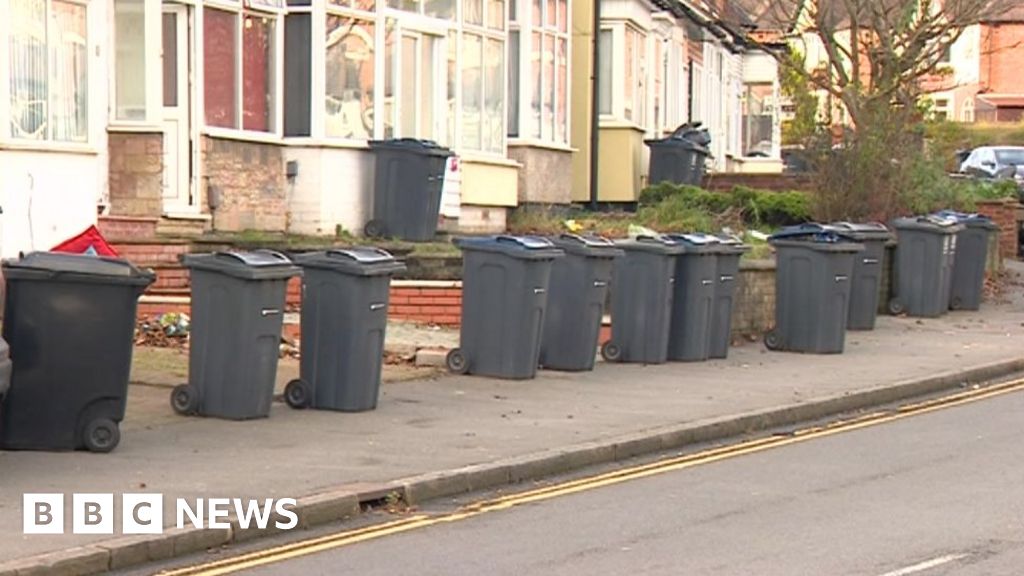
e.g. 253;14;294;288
461;33;482;150
325;15;375;139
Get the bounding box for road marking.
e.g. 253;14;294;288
157;378;1024;576
877;553;969;576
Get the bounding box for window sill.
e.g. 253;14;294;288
507;138;576;153
202;127;283;145
0;140;99;155
457;153;522;168
281;137;373;150
597;119;646;132
108;123;164;134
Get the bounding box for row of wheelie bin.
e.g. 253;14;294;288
761;212;997;354
443;232;750;378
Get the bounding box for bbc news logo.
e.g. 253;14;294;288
24;494;298;535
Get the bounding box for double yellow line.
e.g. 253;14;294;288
158;377;1024;576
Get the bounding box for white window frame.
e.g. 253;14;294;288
3;0;94;145
199;0;286;138
108;0;162;127
508;0;570;146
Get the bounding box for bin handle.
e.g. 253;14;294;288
862;258;879;265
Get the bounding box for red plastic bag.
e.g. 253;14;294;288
50;225;120;257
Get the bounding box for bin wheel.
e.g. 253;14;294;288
364;219;385;238
887;298;905;316
285;379;312;409
763;330;782;351
950;296;963;310
600;341;622;363
446;348;469;374
83;418;120;453
171;384;199;416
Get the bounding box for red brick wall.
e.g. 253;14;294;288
703;172;816;192
202;136;287;232
975;199;1021;260
980;23;1024;94
98;216;159;242
389;286;463;326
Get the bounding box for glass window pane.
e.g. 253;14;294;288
325;15;375;139
545;0;554;28
242;12;274;132
624;28;634;121
426;0;455;19
542;34;553;140
484;37;503;152
508;0;516;22
51;0;88;141
446;31;457;146
384;20;396;138
464;0;483;25
487;0;504;30
387;0;419;14
529;32;540;138
461;33;482;149
162;13;178;107
400;35;416;137
531;0;540;26
556;37;566;143
507;30;519;137
556;0;566;32
653;40;662;131
204;8;238;128
115;0;146;120
420;36;436;138
598;29;611;115
10;0;48;140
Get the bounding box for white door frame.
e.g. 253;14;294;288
161;3;198;215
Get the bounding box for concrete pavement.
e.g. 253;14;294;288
3;279;1024;574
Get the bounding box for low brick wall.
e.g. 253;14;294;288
702;173;816;193
975;199;1022;260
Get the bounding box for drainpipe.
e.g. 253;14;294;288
588;0;601;210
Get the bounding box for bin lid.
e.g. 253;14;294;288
615;234;688;255
712;233;752;255
549;233;624;258
825;221;894;241
2;251;156;286
295;247;407;277
662;233;721;254
182;250;302;280
453;235;565;260
891;215;965;234
930;210;999;230
769;223;859;244
368;138;454;157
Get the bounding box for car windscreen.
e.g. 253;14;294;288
995;149;1024;165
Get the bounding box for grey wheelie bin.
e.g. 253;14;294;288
709;234;750;359
934;210;998;311
765;225;863;354
285;248;406;411
645;122;712;186
601;235;685;364
888;216;963;317
1;252;155;452
447;236;563;379
665;234;720;362
173;250;301;419
539;234;623;372
826;222;893;330
366;139;454;241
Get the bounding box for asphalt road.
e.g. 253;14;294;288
153;389;1024;576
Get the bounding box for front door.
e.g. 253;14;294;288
161;5;194;213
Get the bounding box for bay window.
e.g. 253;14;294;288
8;0;88;142
324;10;376;139
507;0;568;144
462;0;505;153
203;4;280;132
623;25;644;126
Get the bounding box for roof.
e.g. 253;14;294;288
726;0;803;31
981;4;1024;22
977;94;1024;108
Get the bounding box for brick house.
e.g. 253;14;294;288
925;7;1024;123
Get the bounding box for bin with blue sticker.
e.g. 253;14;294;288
664;233;720;362
932;210;998;311
447;236;563;379
601;235;686;365
888;215;963;317
765;224;863;354
0;252;154;452
825;222;893;330
172;250;301;419
539;234;622;372
285;248;406;412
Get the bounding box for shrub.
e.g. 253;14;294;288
638;182;813;230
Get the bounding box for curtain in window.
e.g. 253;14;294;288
10;0;49;140
51;0;88;141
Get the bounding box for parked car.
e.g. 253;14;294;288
959;146;1024;181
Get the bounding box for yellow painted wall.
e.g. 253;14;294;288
570;0;594;202
460;159;519;207
597;126;643;202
